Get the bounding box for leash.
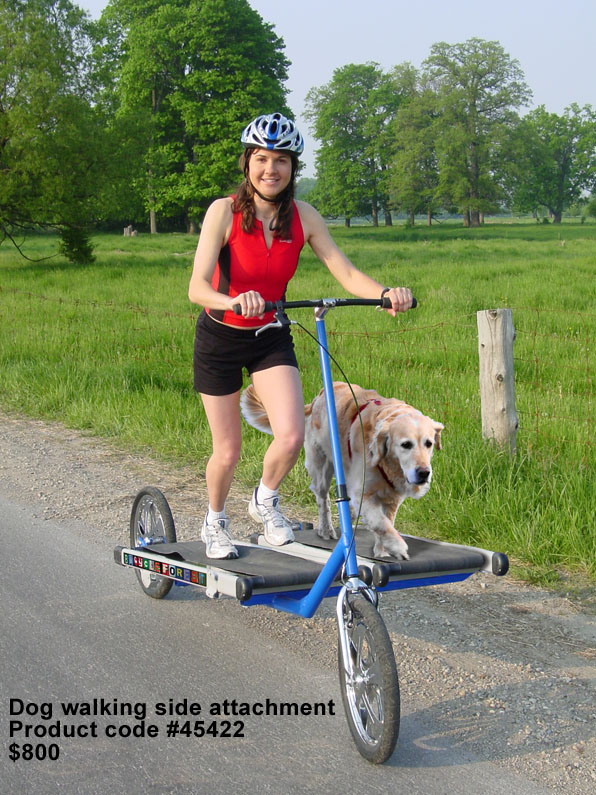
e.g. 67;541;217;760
346;399;394;488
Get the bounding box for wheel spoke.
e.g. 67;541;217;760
352;628;385;741
130;488;176;599
338;593;399;762
360;684;384;741
366;657;383;685
136;498;165;544
138;501;151;539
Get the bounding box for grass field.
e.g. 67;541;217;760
1;222;594;586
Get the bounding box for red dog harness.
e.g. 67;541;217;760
346;399;394;488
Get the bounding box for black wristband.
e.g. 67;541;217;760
380;287;390;300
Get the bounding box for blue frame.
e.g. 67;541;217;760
240;573;474;609
248;309;366;618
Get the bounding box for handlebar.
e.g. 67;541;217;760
232;296;417;315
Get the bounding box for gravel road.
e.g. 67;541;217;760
1;411;594;792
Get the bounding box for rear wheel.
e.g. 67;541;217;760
337;593;400;763
129;487;176;599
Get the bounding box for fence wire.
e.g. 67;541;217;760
1;287;593;464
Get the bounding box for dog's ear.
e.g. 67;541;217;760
369;430;389;467
433;422;444;450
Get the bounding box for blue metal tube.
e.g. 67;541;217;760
315;314;359;579
270;540;346;617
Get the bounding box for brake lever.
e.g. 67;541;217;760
255;312;292;336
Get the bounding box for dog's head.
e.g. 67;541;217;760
369;409;444;496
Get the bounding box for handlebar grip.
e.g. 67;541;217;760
232;301;277;315
381;296;417;310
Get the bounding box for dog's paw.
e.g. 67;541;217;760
317;524;339;541
373;534;409;560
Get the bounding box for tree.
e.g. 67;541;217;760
423;38;531;226
305;63;410;226
510;104;596;223
0;0;111;261
366;63;419;225
304;148;369;226
390;83;441;225
295;177;317;199
102;0;290;233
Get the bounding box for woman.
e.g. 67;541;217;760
188;112;413;559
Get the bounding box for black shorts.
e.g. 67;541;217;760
193;311;299;396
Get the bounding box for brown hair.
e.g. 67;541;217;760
232;149;299;240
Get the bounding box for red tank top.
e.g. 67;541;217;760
207;201;305;328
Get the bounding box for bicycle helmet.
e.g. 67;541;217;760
241;113;304;156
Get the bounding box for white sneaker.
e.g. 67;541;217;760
248;489;295;546
201;515;238;559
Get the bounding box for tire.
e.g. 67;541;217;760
129;487;176;599
337;593;400;763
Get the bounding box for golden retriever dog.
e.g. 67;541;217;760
241;381;444;560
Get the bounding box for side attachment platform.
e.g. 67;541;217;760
116;528;508;606
251;528;509;591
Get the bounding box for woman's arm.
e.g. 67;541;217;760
188;198;265;317
297;200;412;315
188;198;233;310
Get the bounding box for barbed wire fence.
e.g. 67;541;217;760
1;287;593;465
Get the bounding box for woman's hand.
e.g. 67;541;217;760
383;287;414;316
230;290;266;318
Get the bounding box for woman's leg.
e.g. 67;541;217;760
251;365;305;489
199;390;242;512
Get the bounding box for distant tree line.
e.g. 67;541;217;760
1;3;595;265
304;40;596;227
1;0;289;261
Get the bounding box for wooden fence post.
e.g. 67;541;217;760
477;308;518;454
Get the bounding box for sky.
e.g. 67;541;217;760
79;0;595;176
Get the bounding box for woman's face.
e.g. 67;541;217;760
247;148;293;200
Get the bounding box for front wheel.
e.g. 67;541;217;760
129;487;176;599
337;593;400;763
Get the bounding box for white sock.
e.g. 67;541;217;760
207;505;226;523
257;480;278;505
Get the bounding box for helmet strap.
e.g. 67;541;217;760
247;179;280;204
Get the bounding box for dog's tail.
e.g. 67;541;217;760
240;384;313;434
240;384;272;434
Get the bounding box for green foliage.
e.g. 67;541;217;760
102;0;291;231
58;227;96;265
305;63;413;224
510;104;596;222
305;64;381;221
1;0;293;245
295;178;317;200
0;0;134;258
3;9;593;246
306;39;533;228
390;87;441;221
422;38;531;226
585;196;596;219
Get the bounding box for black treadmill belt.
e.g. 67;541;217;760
143;528;487;594
288;529;486;575
145;540;326;589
